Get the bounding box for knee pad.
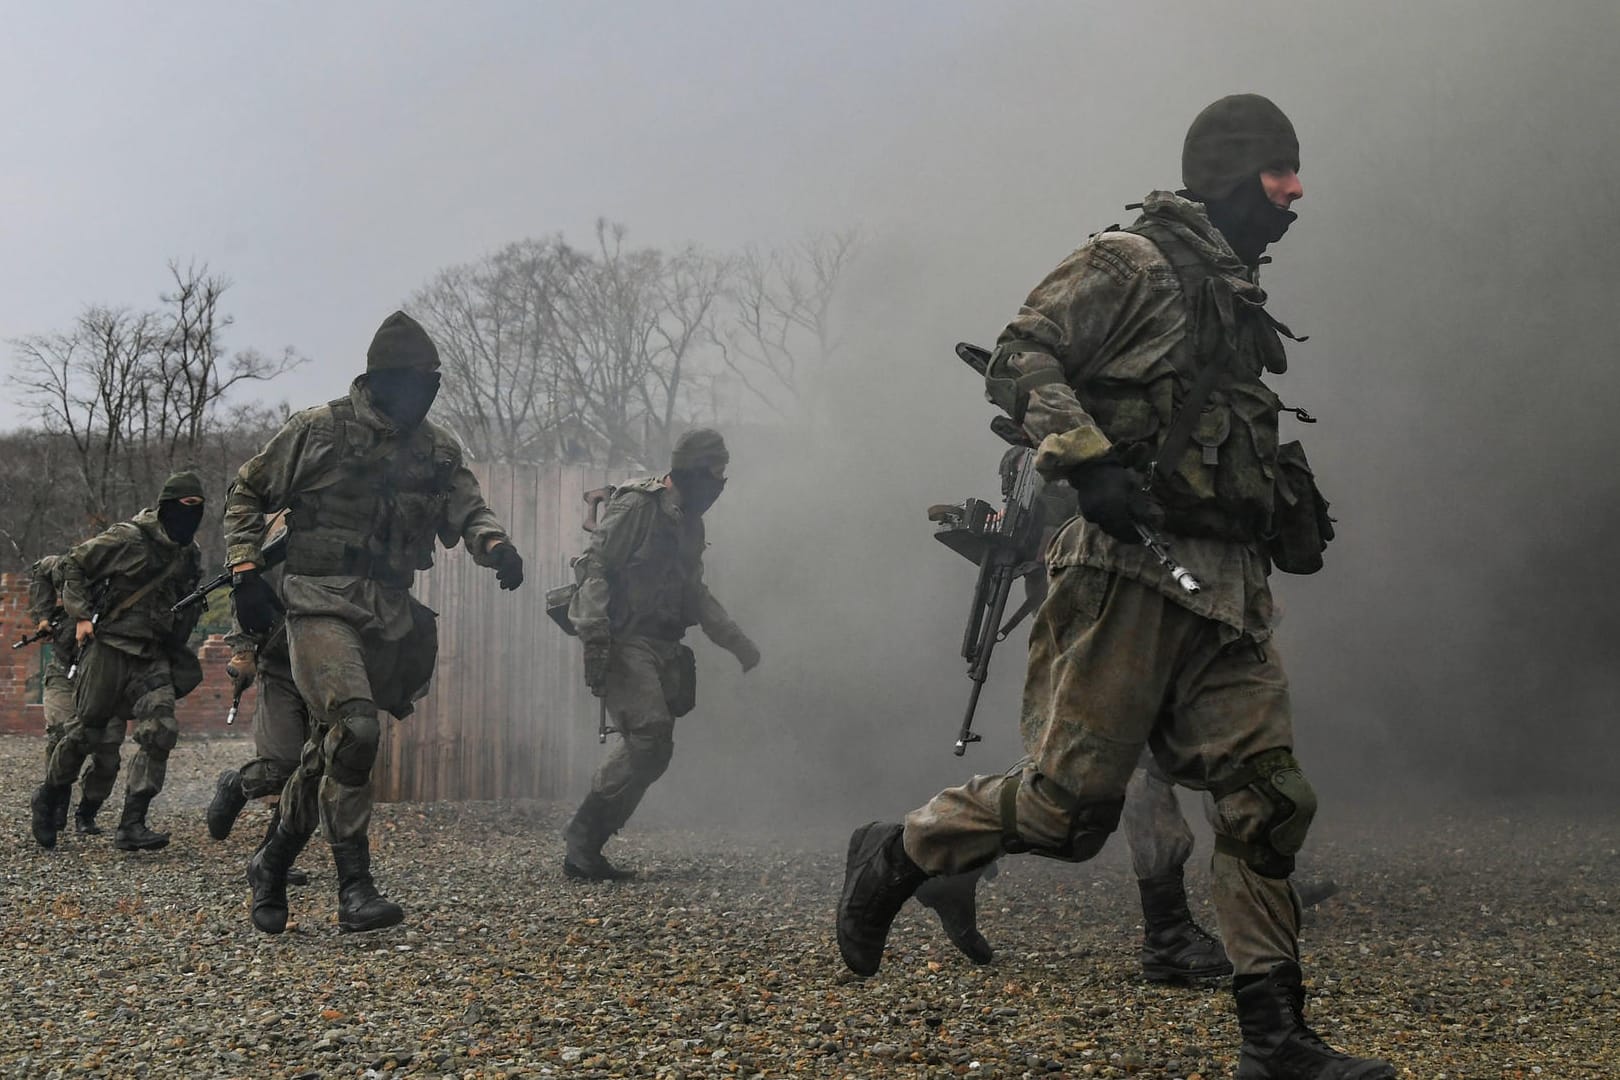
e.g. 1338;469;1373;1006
1212;748;1317;878
327;701;380;785
134;714;179;754
997;773;1124;862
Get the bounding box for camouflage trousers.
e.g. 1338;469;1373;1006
42;655;127;804
586;636;686;835
904;565;1304;977
47;643;178;800
278;614;416;844
239;659;310;801
1123;749;1214;880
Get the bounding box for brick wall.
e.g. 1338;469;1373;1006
0;573;249;736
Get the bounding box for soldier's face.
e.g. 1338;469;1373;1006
1260;167;1303;210
672;468;726;516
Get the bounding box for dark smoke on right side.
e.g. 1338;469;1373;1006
604;0;1620;833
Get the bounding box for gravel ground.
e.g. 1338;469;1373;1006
1;733;1615;1080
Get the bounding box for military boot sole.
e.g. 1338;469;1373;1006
1237;1050;1396;1080
113;831;171;852
1141;957;1234;985
338;901;405;933
563;858;637;882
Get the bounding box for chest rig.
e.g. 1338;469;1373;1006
281;398;457;586
1087;218;1297;542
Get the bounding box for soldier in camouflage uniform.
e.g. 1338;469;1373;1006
226;311;525;934
837;96;1393;1079
562;428;761;880
29;471;208;852
26;554;126;837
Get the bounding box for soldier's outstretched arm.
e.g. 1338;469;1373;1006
691;569;759;671
25;557;61;624
439;456;510;567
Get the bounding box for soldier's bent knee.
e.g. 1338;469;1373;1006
328;700;381;786
998;773;1124;861
628;729;675;781
135;714;180;753
1211;748;1317;878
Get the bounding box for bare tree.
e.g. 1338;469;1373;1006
719;228;859;416
4;262;303;567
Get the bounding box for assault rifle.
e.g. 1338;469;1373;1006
172;526;290;614
953;342;1200;595
929;444;1045;756
12;618;60;650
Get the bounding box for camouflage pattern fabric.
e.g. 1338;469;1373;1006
49;645;179;800
240;631;310;801
225;378;510;845
903;565;1301;976
586;636;686;834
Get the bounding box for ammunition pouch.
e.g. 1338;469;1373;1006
1265;440;1334;575
546;583;580;636
372;600;438;719
666;644;698;718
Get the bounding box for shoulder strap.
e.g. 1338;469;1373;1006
1118;219;1231;481
103;550;184;622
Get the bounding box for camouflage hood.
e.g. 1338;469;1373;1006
1135;190;1269;306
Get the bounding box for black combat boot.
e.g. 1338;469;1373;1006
252;806;309;886
1138;866;1233;983
30;783;72;849
246;820;312;934
206;769;248;841
562;794;637;881
1233;961;1395;1079
836;821;928;977
113;792;171;851
913;870;994;965
332;838;404;932
74;798;105;836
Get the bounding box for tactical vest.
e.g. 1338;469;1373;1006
97;522;202;643
1081;218;1294;542
281;398;459;586
603;478;706;640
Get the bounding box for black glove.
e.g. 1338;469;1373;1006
490;541;524;591
1065;454;1160;544
583;639;611;697
231;568;282;635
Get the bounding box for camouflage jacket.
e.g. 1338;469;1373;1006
62;509;204;659
991;190;1297;641
567;476;751;656
26;554;66;624
224;379;508;640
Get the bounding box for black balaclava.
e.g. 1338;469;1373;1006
367;369;442;430
1201;175;1297;267
364;311;442;430
671;468;726;517
1181;93;1300;267
156;470;207;545
669;428;730;517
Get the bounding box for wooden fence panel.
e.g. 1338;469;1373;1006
373;461;613;803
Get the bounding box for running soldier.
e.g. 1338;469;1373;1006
836;96;1393;1078
562;429;761;880
227;310;525;934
